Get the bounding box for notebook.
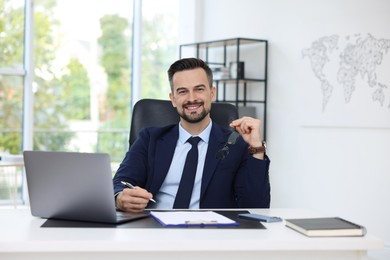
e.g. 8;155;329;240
285;217;366;237
23;151;149;224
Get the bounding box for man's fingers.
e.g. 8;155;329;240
119;188;150;213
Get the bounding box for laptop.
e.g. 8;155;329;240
23;151;149;224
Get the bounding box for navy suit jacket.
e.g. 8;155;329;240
113;123;270;208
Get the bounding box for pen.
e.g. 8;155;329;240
120;181;157;203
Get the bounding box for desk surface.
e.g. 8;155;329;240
0;208;383;260
0;161;24;167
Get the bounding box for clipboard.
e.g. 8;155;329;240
150;211;239;227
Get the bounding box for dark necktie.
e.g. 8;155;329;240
173;136;201;209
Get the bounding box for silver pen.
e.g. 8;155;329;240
120;181;157;203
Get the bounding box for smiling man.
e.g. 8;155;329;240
113;58;270;213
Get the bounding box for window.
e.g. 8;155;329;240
0;0;179;206
0;0;25;69
140;0;179;99
0;0;25;205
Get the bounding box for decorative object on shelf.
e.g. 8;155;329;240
212;67;230;80
229;61;245;79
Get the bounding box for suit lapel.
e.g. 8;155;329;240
149;126;179;194
200;124;229;199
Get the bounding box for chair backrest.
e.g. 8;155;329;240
129;99;239;146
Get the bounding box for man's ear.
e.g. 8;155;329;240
211;86;217;102
169;92;177;108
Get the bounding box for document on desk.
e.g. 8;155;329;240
150;211;239;227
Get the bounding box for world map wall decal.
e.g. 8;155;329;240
302;34;390;113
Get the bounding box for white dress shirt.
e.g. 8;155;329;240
148;121;212;209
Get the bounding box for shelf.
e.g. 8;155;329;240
180;37;267;49
214;78;266;83
216;100;266;104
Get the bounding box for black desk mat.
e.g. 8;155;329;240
41;210;265;229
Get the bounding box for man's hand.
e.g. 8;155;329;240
230;116;264;159
116;186;154;213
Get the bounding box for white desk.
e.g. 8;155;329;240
0;208;383;260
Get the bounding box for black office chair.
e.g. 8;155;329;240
129;99;239;146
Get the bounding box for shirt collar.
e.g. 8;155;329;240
179;120;212;144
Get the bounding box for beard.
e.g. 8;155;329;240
178;101;210;124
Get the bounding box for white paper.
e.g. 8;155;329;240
150;211;237;226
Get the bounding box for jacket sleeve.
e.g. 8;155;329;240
233;139;271;208
112;129;151;195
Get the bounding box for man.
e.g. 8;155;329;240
113;58;270;213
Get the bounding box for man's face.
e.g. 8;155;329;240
169;68;216;124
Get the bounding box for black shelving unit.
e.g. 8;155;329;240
179;37;268;139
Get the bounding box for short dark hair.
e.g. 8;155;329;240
167;58;213;91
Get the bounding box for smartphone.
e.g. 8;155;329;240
238;213;283;223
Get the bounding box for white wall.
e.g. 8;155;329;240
179;0;390;259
